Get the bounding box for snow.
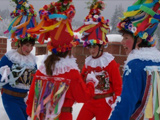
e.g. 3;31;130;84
107;34;123;43
0;93;9;120
74;32;123;43
0;34;122;120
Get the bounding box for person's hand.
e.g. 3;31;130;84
0;65;10;82
108;96;121;109
27;116;31;120
86;71;99;87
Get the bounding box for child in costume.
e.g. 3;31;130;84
109;0;160;119
75;0;122;120
0;0;37;120
26;0;99;120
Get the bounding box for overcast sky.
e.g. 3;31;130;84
0;0;133;21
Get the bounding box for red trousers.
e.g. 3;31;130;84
59;112;72;120
77;99;112;120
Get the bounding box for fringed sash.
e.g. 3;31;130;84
31;75;71;120
130;66;160;120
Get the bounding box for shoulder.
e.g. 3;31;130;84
124;59;146;77
0;54;12;67
5;49;36;67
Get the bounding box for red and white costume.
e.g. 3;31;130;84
77;52;122;120
26;56;95;120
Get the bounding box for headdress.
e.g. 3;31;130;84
27;0;79;53
117;0;160;46
4;0;37;45
74;0;110;47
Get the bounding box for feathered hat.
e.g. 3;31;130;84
74;0;110;47
117;0;160;46
27;0;79;53
4;0;37;46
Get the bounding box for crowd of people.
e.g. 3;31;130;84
0;0;160;120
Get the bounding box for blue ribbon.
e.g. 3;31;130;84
49;14;67;20
153;14;160;20
150;18;159;24
127;2;155;11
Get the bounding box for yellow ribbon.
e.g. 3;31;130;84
101;27;108;34
144;83;153;118
79;24;96;34
103;24;110;29
101;27;108;43
123;10;141;17
31;98;35;120
156;70;160;114
66;20;74;36
93;3;98;9
145;0;153;4
41;21;62;33
53;84;66;100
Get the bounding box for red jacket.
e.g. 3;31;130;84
81;53;122;101
26;69;95;117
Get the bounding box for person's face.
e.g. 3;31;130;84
18;43;34;56
121;33;134;55
88;45;102;57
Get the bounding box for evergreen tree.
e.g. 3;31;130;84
0;9;11;36
110;5;124;34
155;26;160;50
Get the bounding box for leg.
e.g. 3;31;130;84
95;101;112;120
77;104;94;120
2;93;27;120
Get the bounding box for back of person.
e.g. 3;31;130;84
26;0;99;119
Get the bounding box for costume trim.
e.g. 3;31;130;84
39;55;80;76
131;66;160;120
5;49;36;69
85;52;114;68
125;47;160;66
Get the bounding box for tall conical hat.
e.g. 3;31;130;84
117;0;160;46
4;0;37;45
27;0;79;53
75;0;110;47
